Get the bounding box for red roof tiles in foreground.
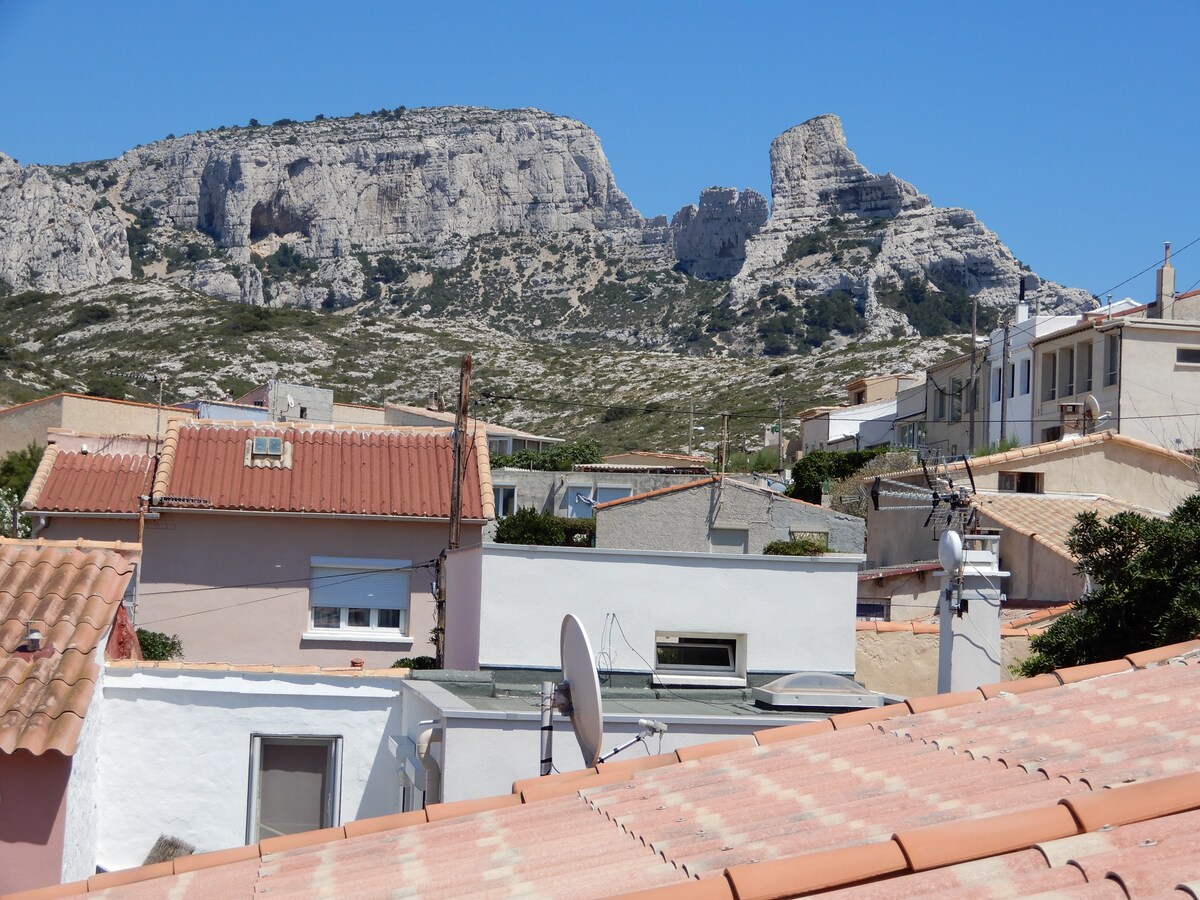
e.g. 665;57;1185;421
19;641;1200;899
0;538;139;755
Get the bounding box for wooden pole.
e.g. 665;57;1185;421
437;354;472;668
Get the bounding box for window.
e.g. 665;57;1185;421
856;601;888;621
567;485;631;517
710;527;749;554
1078;342;1094;392
789;529;829;548
998;471;1044;493
991;368;1002;404
1042;426;1063;442
253;436;283;456
934;389;947;421
949;377;963;423
493;485;516;518
1019;359;1031;396
1059;347;1075;398
248;736;341;842
1177;348;1200;365
655;634;737;673
1041;353;1057;402
853;390;866;405
298;406;308;420
308;557;409;638
488;437;511;456
1104;334;1119;386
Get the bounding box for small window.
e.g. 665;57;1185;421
856;601;888;621
1078;342;1094;392
1042;426;1063;442
298;406;308;420
253;436;283;456
710;527;749;554
655;635;736;673
1177;348;1200;365
949;377;963;422
493;486;516;518
991;368;1002;404
1019;359;1031;395
248;736;341;842
789;530;829;548
1059;347;1075;398
1041;353;1057;402
998;471;1044;493
853;390;866;405
1104;334;1119;386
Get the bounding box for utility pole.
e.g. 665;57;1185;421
967;296;979;454
719;413;730;475
436;353;472;669
687;399;695;456
776;396;785;481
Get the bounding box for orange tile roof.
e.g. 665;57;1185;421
974;493;1155;559
22;447;153;515
27;639;1200;899
0;538;139;756
28;420;488;520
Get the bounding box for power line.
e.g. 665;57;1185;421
1092;234;1200;298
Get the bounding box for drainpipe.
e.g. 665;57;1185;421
416;726;443;806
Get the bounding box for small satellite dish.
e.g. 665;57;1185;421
285;393;296;409
1083;394;1100;420
938;529;964;574
559;614;603;767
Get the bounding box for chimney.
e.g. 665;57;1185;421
350;657;365;669
1154;241;1175;319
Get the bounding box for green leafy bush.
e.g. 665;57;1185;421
69;304;114;328
876;277;997;337
763;537;828;556
85;375;128;399
391;656;436;670
137;629;184;661
259;244;317;280
494;507;566;546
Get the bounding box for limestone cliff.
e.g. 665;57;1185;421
0;152;129;294
670;187;768;280
731;114;1092;332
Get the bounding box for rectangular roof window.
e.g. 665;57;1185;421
253;436;284;457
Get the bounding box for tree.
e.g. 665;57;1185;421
1017;494;1200;675
0;443;44;538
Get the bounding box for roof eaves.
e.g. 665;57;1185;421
19;444;59;511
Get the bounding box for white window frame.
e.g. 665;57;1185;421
247;734;342;843
653;631;746;687
305;556;411;643
493;484;517;518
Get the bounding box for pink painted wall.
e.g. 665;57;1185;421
0;750;70;894
42;512;479;667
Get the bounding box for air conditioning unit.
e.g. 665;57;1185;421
1059;401;1084;434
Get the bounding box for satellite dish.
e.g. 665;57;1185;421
285;393;296;409
559;614;603;767
938;529;964;574
1083;394;1100;419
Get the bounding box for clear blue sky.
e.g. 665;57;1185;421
2;1;1196;301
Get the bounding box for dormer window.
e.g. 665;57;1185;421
245;436;293;469
253;436;283;457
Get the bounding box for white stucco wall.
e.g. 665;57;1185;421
96;668;405;872
449;544;862;675
60;659;103;883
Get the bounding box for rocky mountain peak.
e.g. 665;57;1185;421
770;114;928;224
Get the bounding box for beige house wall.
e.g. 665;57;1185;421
1031;323;1118;442
866;437;1198;570
922;355;973;455
333;403;387;426
0;395;195;457
38;512;474;667
856;570;941;621
1116;324;1200;449
855;631;1032;697
595;480;865;554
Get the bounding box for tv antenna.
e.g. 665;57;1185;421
539;615;666;775
870;449;978;537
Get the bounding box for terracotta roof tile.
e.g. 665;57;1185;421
43;643;1200;899
0;538;139;755
593;476;719;511
973;493;1154;561
24;449;152;514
